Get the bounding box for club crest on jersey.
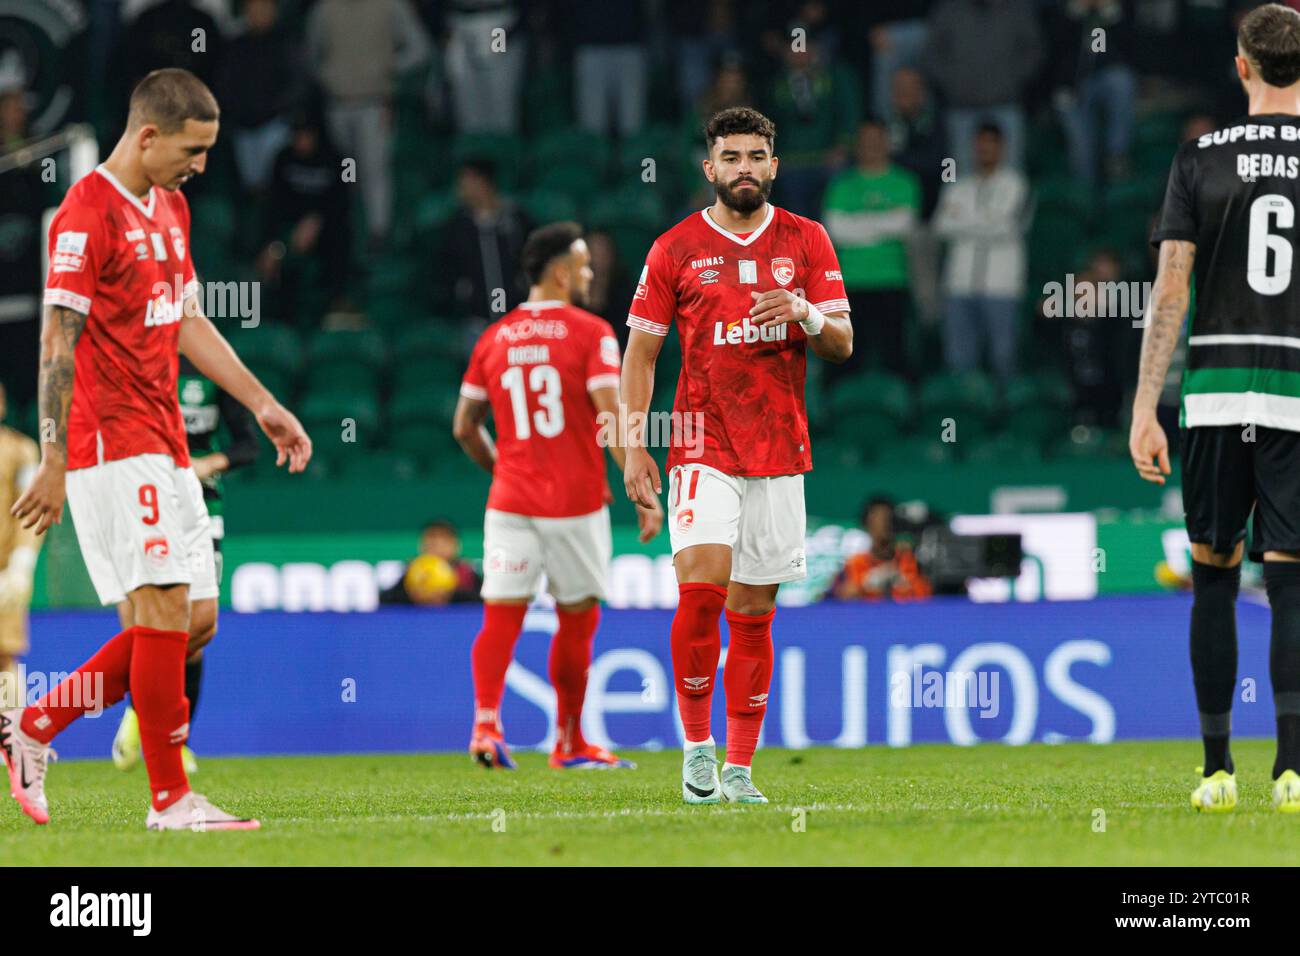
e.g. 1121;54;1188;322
169;226;186;260
144;536;170;568
771;257;795;286
714;315;788;345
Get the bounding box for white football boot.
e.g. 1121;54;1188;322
146;791;261;831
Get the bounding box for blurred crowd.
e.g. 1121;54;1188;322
0;0;1276;436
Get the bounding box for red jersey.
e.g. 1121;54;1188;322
461;301;621;518
627;204;849;477
43;167;196;471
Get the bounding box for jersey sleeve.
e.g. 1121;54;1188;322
460;331;490;402
43;204;108;316
802;220;851;315
627;239;676;336
1150;145;1198;247
586;320;622;394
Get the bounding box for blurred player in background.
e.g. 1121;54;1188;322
1132;3;1300;814
0;381;40;711
453;222;662;770
2;69;311;830
111;357;260;775
622;107;852;805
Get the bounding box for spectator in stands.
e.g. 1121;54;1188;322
444;159;532;320
764;25;860;217
1037;247;1130;427
442;0;527;133
887;67;946;218
832;496;932;602
1048;0;1138;186
932;122;1031;384
584;230;636;347
257;112;353;322
569;0;649;137
0;76;43;407
921;0;1042;172
305;0;431;248
669;0;741;119
822;118;921;379
867;0;935;123
684;54;752;144
380;519;481;605
217;0;305;194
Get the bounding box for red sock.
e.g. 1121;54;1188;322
21;626;136;744
671;583;727;742
130;627;191;811
471;603;528;729
723;607;775;767
550;605;600;754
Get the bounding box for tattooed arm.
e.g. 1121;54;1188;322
1129;239;1196;485
9;304;88;533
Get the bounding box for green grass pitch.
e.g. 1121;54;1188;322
3;740;1297;866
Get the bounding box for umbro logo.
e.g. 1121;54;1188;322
698;269;720;285
683;677;710;689
750;693;769;706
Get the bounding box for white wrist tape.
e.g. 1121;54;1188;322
799;302;826;336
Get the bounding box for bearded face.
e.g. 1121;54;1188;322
713;170;773;214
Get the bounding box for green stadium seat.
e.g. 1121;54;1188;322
528;128;611;186
299;392;382;449
917;371;1000;442
390;421;458;468
393;323;464;363
224;324;303;375
302;362;380;396
337;449;422;481
873;436;957;466
305;329;388;383
393;357;463;394
518;189;582;225
389;388;458;429
1003;372;1074;446
615;124;685;189
964;432;1045;465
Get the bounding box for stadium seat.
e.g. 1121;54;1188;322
299;391;382;449
964;432;1045;465
917;371;1000;442
224;324;303;376
302;362;380;396
393;356;462;394
390;421;458;469
304;329;389;388
873;435;957;466
336;449;422;481
528;128;611;186
518;189;582;225
1002;372;1074;446
389;388;459;431
615;124;685;189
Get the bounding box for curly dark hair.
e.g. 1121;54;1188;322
704;107;776;152
1239;3;1300;88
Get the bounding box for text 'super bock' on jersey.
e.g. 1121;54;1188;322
1152;115;1300;431
627;204;849;477
460;301;621;519
43;166;196;470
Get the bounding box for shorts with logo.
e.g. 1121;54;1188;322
65;453;218;607
1182;424;1300;562
481;506;611;604
667;464;807;585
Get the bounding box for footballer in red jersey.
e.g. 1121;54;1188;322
454;222;662;771
622;107;853;805
2;69;311;831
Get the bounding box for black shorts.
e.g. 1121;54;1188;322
1182;424;1300;561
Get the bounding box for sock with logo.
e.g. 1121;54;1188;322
21;627;137;744
723;607;775;767
1264;561;1300;778
129;627;191;811
550;604;600;753
470;603;529;729
1190;561;1239;775
671;583;727;743
185;653;204;731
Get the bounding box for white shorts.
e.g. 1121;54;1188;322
481;507;611;604
65;453;218;607
667;464;807;585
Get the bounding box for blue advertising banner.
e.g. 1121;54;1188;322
19;595;1277;760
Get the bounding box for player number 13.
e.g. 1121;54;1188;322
500;364;565;439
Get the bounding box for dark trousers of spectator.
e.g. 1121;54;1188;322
942;294;1019;383
826;288;911;386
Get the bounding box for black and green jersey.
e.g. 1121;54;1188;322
1152;115;1300;430
178;356;259;521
